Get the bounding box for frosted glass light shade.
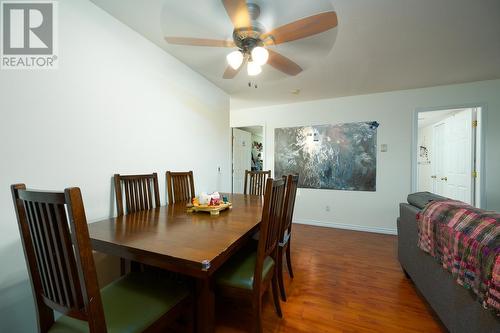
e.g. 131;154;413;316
251;46;269;65
226;50;244;70
247;61;262;76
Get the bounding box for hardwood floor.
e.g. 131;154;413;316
215;224;447;333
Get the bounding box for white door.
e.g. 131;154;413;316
443;109;474;204
232;129;252;193
431;109;474;204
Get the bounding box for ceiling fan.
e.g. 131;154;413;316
164;0;338;79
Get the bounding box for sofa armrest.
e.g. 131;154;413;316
398;203;421;271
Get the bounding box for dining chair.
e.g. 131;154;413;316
114;173;161;274
11;184;193;333
215;178;286;333
166;171;195;205
277;174;299;301
114;173;161;216
244;170;271;196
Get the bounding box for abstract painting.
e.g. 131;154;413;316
274;122;378;191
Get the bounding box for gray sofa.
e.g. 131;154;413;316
398;192;500;333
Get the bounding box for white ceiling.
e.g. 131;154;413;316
90;0;500;109
418;109;463;128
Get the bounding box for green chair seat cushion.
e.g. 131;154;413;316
215;251;275;290
49;272;190;333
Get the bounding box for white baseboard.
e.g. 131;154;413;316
293;218;397;235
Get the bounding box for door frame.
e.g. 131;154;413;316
411;104;487;208
231;124;267;193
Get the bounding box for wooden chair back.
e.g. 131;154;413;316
254;178;286;289
11;184;106;333
114;173;160;216
244;170;271;196
281;174;299;240
166;171;195;205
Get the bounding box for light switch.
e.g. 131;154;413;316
381;144;388;152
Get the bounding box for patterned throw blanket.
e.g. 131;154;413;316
417;200;500;314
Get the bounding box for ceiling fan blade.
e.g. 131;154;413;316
165;37;235;47
223;59;246;79
261;11;338;45
222;66;240;79
221;0;251;28
267;49;302;76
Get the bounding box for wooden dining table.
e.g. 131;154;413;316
88;193;263;333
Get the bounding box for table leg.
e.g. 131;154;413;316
196;277;215;333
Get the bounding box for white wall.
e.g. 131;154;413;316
231;79;500;234
0;1;230;331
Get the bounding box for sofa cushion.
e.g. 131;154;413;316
407;192;447;209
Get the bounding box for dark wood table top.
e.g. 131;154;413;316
88;193;263;278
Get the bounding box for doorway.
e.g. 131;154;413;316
414;107;483;207
232;126;264;193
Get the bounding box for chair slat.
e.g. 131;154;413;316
124;181;131;214
131;180;136;212
146;178;151;209
132;179;139;212
184;176;189;199
138;179;143;211
137;179;142;211
175;177;181;201
153;174;161;208
181;177;187;200
138;179;144;211
130;180;134;212
142;179;149;210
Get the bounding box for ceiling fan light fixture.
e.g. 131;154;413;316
251;46;269;65
226;50;244;70
247;60;262;76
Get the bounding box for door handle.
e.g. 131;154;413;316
441;177;448;181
